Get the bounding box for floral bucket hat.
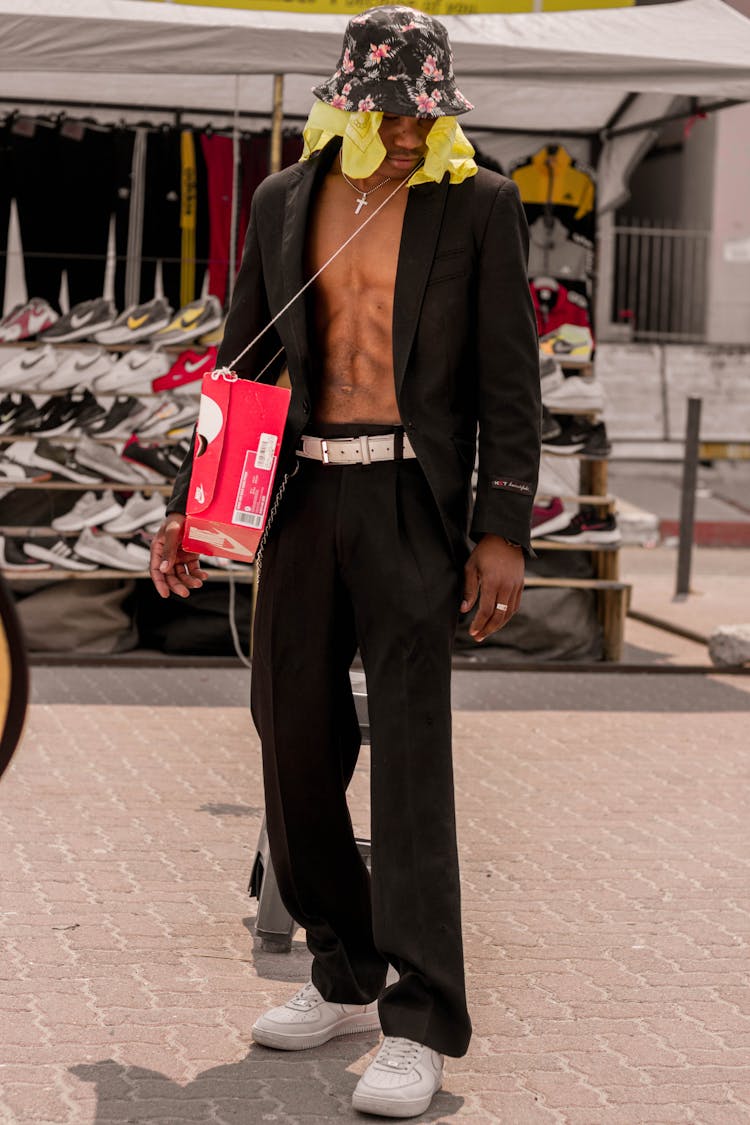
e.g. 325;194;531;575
312;5;474;119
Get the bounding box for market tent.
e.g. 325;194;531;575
0;0;749;211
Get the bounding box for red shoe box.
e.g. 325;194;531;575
182;371;290;563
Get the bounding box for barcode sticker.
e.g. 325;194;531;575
232;448;277;529
234;511;264;528
255;433;277;471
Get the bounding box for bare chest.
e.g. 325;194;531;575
306;174;408;299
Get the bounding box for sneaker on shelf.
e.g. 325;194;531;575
539;353;565;397
579;420;612;459
7;439;103;484
23;536;99;571
540;323;594;362
543;375;604;413
74;526;150;572
541;414;590;455
251;981;380;1051
102;491;166;534
75;434;165;485
196;320;225;348
0;393;41;435
352;1037;444;1118
136;395;198;440
0;344;59;391
120;435;182;481
34;389;105;437
531;497;572;539
38;298;117;344
541;404;562;443
93;297;173;346
87;395;155;438
0;533;51;571
36;346;117;392
151;296;223;348
0;299;58;343
543;505;621;545
51;490;123;533
93;348;171;395
0;452;52;483
152;345;218;392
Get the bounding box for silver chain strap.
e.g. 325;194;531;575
254;461;299;579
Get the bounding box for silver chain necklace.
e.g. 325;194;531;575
339;152;393;215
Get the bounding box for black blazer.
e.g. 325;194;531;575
168;139;541;559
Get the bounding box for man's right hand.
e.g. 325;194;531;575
149;513;206;599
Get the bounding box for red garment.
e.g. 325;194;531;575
200;134;234;306
530;277;590;336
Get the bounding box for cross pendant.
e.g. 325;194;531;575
355;195;368;215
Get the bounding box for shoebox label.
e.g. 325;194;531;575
183;374;290;562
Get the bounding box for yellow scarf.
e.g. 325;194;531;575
301;101;477;186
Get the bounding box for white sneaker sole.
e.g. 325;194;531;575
252;1009;380;1051
351;1082;441;1118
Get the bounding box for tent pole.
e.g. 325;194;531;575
270;75;284;174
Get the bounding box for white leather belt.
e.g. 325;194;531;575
297;432;416;465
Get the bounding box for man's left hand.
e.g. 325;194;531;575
461;534;524;643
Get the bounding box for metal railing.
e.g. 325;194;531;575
613;220;711;343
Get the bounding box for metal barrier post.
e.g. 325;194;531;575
675;396;702;599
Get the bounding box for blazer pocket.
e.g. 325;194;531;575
427;247;468;286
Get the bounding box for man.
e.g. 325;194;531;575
151;5;540;1117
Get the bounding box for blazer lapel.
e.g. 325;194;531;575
392;177;451;398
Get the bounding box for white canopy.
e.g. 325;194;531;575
0;0;748;210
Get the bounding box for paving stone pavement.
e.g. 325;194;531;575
2;668;750;1125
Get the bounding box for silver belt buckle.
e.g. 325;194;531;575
320;438;330;465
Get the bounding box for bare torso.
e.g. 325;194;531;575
306;161;408;425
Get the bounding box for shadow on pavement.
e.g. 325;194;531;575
69;1049;464;1123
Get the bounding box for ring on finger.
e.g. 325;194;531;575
495;602;509;612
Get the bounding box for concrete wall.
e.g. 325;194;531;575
597;342;750;442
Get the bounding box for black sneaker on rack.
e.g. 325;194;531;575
22;535;99;571
39;298;117;343
10;438;104;484
0;533;52;570
34;391;87;437
88;395;154;438
541;414;591;455
0;393;42;435
543;506;621;545
579;420;612;459
121;436;180;480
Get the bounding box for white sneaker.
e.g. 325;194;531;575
352;1037;443;1118
542;374;604;412
251;981;380;1051
51;490;123;533
0;344;58;391
102;491;166;534
92;348;170;395
37;347;116;392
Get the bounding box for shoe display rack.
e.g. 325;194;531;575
0;340;253;589
531;393;630;662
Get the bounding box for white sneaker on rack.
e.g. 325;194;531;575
352;1036;443;1118
542;375;604;412
37;347;116;392
51;491;123;534
74;527;150;572
102;492;166;534
0;344;59;391
93;348;170;395
251;981;380;1051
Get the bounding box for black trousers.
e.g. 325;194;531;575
251;435;472;1058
